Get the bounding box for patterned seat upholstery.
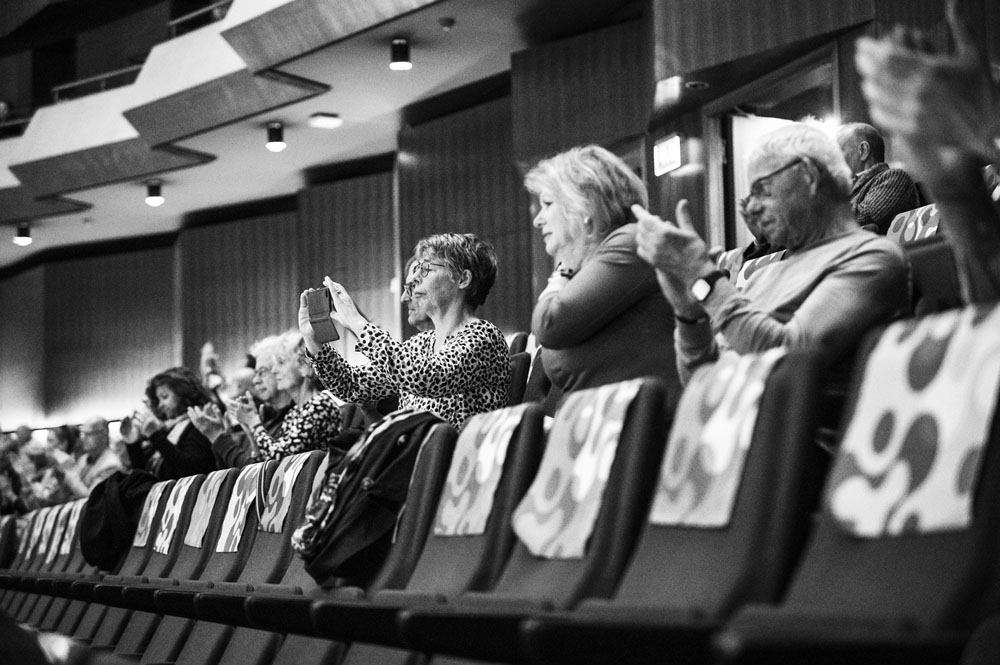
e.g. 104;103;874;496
398;378;671;664
521;348;827;665
715;302;1000;664
887;203;941;243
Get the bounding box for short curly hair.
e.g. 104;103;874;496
145;366;215;420
414;233;498;310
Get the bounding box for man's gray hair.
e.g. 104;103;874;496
747;123;853;198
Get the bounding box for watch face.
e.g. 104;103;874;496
691;278;711;302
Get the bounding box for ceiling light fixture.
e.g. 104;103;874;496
308;112;343;129
265;121;287;152
12;222;31;246
390;38;412;71
145;179;165;207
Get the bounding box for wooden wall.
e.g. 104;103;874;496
398;97;534;337
0;267;45;429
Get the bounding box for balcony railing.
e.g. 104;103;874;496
51;64;143;103
168;0;233;38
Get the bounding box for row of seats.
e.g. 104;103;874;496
2;300;1000;665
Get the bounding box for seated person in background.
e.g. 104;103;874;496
854;0;1000;301
402;255;434;333
836;122;921;233
717;196;785;280
48;424;80;460
525;144;682;413
225;330;343;461
59;417;123;497
190;334;295;467
300;233;510;430
635;122;909;384
122;367;217;479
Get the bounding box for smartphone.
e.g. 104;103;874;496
306;287;340;343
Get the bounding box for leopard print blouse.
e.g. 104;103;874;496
310;320;511;429
252;390;342;460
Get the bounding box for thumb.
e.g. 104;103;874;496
675;199;695;232
946;0;976;61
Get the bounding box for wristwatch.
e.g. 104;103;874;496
691;269;729;302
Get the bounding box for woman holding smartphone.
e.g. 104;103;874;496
299;232;510;430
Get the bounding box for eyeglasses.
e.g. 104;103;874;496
413;260;447;279
253;366;273;378
746;158;805;203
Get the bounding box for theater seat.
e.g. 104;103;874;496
397;377;671;664
714;302;1000;665
904;235;964;315
520;348;827;665
887;203;941;243
507;351;531;406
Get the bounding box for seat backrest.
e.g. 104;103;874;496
374;403;547;600
0;514;18;569
21;506;60;571
193;460;275;583
233;450;324;584
779;302;1000;629
476;377;670;610
361;422;458;593
42;499;88;574
887;202;941;243
508;352;531;406
5;510;39;571
522;347;553;407
589;348;826;617
114;479;175;577
905;235;964;316
139;473;206;579
507;331;529;356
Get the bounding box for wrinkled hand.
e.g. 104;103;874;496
188;403;227;443
225;391;262;429
854;0;998;178
323;278;368;334
634;200;715;318
298;290;321;355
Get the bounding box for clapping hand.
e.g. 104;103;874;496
224;391;262;430
188;403;227;443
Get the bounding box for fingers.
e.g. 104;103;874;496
946;0;976;59
674;199;695;232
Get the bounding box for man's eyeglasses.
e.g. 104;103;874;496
746;158;805;202
253;366;273;378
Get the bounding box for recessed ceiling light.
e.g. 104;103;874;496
308;112;343;129
684;80;710;91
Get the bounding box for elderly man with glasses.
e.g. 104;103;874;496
635;122;909;384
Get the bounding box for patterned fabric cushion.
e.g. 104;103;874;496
716;247;743;284
512;379;643;559
650;348;787;528
133;481;171;548
216;462;265;553
45;502;75;565
735;250;786;290
828;303;1000;537
58;499;87;557
887;203;941;243
184;469;229;548
259;452;311;534
34;506;61;560
434;403;531;537
15;513;34;559
153;475;199;554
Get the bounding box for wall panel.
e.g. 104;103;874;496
43;247;176;424
179;211;300;378
0;266;45;429
398;96;534;336
298;170;396;360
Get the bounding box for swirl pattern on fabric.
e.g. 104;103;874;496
259;452;311;534
434;403;530;536
154;475;198;554
651;348;786;527
512;379;642;559
736;250;786;289
45;502;75;564
59;499;87;556
887;203;940;243
216;462;264;553
132;481;170;548
828;303;1000;537
183;469;228;548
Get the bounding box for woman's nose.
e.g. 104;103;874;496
532;210;544;228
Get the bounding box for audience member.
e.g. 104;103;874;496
300;232;511;429
47;425;80;460
190;334;294;467
854;0;1000;300
225;331;343;461
60;417;124;497
525;144;681;413
402;255;433;333
835;122;921;233
122;367;217;480
717;196;785;280
635;122;909;383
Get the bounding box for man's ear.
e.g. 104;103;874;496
858;140;871;162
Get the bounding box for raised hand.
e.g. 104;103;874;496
188;403;227;443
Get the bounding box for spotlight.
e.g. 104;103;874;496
308;112;343;129
145;180;165;207
13;222;31;246
390;38;412;71
265;121;286;152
